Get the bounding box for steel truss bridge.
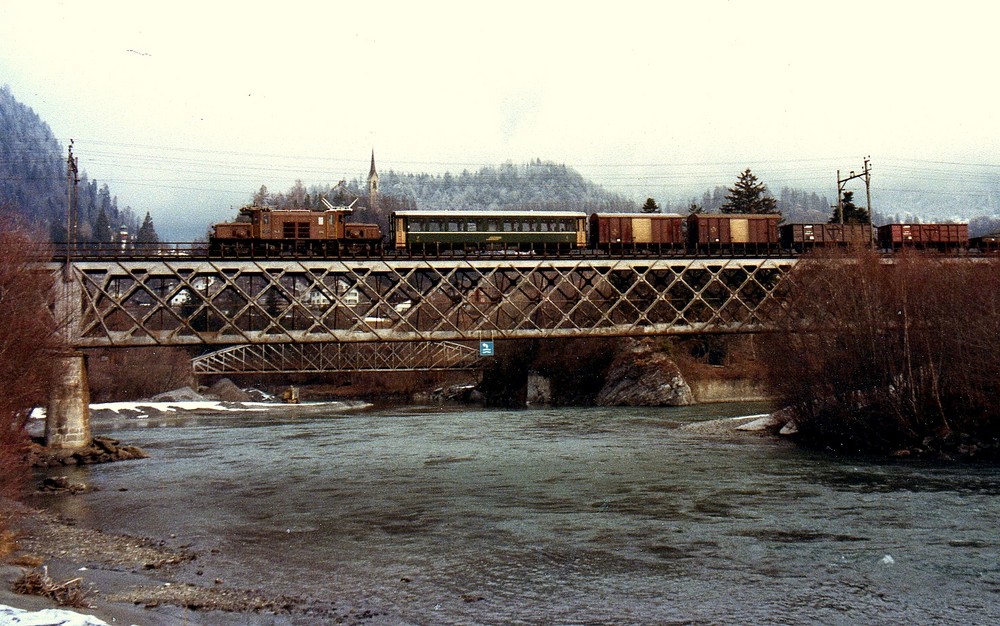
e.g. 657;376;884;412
50;256;797;349
192;341;484;375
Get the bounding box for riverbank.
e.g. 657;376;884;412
9;399;388;624
1;502;367;625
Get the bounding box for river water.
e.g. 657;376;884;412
34;403;1000;625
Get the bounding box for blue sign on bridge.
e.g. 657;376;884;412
479;341;495;357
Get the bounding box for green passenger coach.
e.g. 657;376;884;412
391;210;588;253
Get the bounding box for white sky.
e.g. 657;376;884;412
3;1;999;238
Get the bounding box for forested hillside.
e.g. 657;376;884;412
0;85;142;241
379;160;637;212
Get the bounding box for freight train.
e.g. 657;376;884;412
208;204;977;258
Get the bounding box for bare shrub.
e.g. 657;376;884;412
0;207;62;499
763;248;1000;455
87;347;195;402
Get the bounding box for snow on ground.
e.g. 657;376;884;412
30;400;371;419
0;604;112;625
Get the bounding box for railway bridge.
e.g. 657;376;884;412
45;255;798;446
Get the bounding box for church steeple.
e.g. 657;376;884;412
368;150;379;211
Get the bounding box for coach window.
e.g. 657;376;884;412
487;220;498;232
467;221;476;232
504;221;513;232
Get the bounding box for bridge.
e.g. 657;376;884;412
44;255;797;448
51;256;797;346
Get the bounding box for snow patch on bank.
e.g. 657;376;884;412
31;399;371;419
0;604;110;625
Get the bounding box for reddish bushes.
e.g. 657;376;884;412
0;208;61;499
763;249;1000;457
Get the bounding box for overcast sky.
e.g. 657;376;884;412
3;1;999;238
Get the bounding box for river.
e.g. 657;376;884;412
32;403;1000;625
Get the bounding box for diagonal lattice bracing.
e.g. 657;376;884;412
49;257;798;347
192;341;485;375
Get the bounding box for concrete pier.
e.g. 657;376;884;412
46;353;91;449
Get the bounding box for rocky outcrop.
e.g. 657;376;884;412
29;436;149;468
596;339;695;406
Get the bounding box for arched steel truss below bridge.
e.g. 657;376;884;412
192;341;485;375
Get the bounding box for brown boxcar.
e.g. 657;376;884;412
876;223;968;250
687;213;781;249
589;213;685;249
780;223;873;250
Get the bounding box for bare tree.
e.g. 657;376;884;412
0;206;63;499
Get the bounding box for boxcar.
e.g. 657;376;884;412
780;223;873;251
589;213;685;250
687;213;781;251
391;210;587;252
876;223;969;250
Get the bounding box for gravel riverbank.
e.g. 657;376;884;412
1;502;378;625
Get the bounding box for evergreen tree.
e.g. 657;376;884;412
641;197;660;214
829;190;870;224
720;169;779;215
136;211;159;244
93;206;113;242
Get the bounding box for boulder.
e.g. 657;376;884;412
204;378;252;402
150;386;206;402
596;338;695;406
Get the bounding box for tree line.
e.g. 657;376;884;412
0;85;159;244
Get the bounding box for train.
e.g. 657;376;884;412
209;204;980;258
208;199;382;257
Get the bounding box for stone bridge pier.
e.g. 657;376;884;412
47;271;91;448
46;353;91;449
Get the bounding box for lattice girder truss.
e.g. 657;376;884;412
192;341;484;375
52;257;798;347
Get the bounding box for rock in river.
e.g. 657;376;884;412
596;338;695;406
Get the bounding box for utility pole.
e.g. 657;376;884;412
65;140;80;277
837;157;872;225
